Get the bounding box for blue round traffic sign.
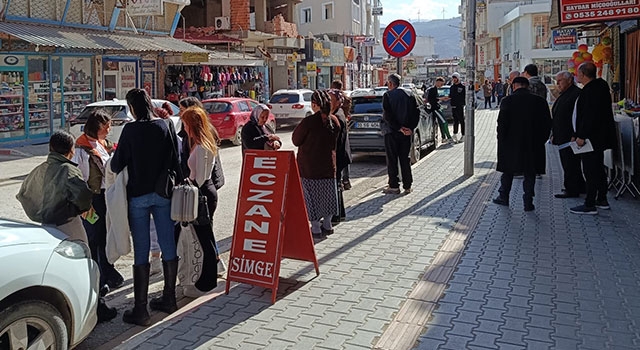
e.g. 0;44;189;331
383;20;416;58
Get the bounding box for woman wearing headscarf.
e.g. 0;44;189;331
110;88;179;325
292;90;341;236
241;104;281;151
328;89;351;224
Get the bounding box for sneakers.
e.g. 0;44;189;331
570;205;598;215
217;259;227;277
182;285;206;298
342;181;352;190
382;187;401;194
492;196;509;206
404;188;413;194
595;200;610;210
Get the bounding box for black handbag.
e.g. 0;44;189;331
191;192;211;226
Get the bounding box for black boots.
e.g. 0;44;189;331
149;259;178;314
122;263;151;326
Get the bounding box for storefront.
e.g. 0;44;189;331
299;39;345;90
0;22;207;145
163;51;268;103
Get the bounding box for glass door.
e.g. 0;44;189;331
0;68;26;139
104;71;118;100
27;56;51;137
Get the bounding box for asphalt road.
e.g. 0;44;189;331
0;119;392;349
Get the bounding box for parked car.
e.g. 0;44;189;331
267;89;313;119
373;86;388;95
350;88;376;97
348;92;437;164
202;97;276;146
0;219;100;349
69;99;181;142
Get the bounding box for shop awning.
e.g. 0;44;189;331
0;22;208;53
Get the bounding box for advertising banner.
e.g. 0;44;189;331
126;0;163;16
559;0;640;25
226;151;319;303
552;28;578;51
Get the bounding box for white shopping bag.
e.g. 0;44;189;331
177;224;204;287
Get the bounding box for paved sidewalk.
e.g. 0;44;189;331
109;109;640;350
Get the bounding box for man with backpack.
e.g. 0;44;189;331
381;73;420;195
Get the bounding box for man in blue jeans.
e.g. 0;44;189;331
381;73;420;194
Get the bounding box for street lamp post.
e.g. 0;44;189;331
464;0;477;176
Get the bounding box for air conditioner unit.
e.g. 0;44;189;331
214;16;231;30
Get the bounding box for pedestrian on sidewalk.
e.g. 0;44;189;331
72;109;125;294
331;80;353;190
241;103;282;151
495;79;505;106
447;72;466;142
523;64;548;101
506;70;520;96
110;88;179;326
482;80;493;109
425;77;453;143
493;77;552;211
329;88;351;224
569;62;617;215
551;71;585;198
292;90;341;236
381;73;420;194
17;130;117;322
179;106;221;293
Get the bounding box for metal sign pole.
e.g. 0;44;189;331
397;57;401;75
464;0;477;176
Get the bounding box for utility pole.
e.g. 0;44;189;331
442;8;445;20
464;0;476;176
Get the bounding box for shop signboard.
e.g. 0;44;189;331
559;0;640;25
552;28;578;51
370;56;384;65
126;0;163;16
0;54;25;67
182;52;208;63
372;7;383;16
225;151;319;303
120;61;137;91
363;37;376;47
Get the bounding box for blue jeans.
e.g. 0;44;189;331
128;192;177;265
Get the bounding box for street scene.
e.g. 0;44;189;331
2;0;640;350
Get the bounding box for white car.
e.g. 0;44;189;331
69;99;181;142
374;86;389;95
0;219;100;349
350;88;376;97
268;89;314;119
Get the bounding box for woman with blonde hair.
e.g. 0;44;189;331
180;106;221;293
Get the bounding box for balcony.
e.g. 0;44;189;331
264;14;299;38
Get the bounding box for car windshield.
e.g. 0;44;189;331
270;93;300;104
75;106;127;122
351;96;383;114
203;101;232;114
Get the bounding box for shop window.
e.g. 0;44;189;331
301;8;312;24
62;57;92;123
0;69;25;139
533;14;550;49
27;56;53;137
323;2;334;20
352;2;361;23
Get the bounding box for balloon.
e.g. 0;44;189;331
592;44;604;62
567;60;575;68
582;52;593;61
569;67;576;73
572;51;580;59
578;44;589;52
574;56;585;64
602;36;612;46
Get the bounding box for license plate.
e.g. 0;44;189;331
355;122;380;129
275;113;288;118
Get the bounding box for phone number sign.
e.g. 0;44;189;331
560;0;640;24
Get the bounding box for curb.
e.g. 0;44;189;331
0;148;32;157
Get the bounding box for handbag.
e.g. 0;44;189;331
170;182;199;222
191;193;211;226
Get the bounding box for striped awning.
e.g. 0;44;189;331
0;22;208;53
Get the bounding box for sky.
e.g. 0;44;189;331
378;0;461;25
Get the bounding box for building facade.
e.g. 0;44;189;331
0;0;205;145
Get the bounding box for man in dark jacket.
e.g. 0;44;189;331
447;72;466;141
551;71;585;198
523;64;548;100
493;77;552;211
382;73;420;194
425;77;453;143
569;62;617;215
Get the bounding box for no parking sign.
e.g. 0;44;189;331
383;20;416;58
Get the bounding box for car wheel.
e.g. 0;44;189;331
0;300;68;350
410;131;421;165
232;126;243;146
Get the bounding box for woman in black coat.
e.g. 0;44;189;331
241;104;281;151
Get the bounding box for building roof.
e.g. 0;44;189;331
0;22;208;53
